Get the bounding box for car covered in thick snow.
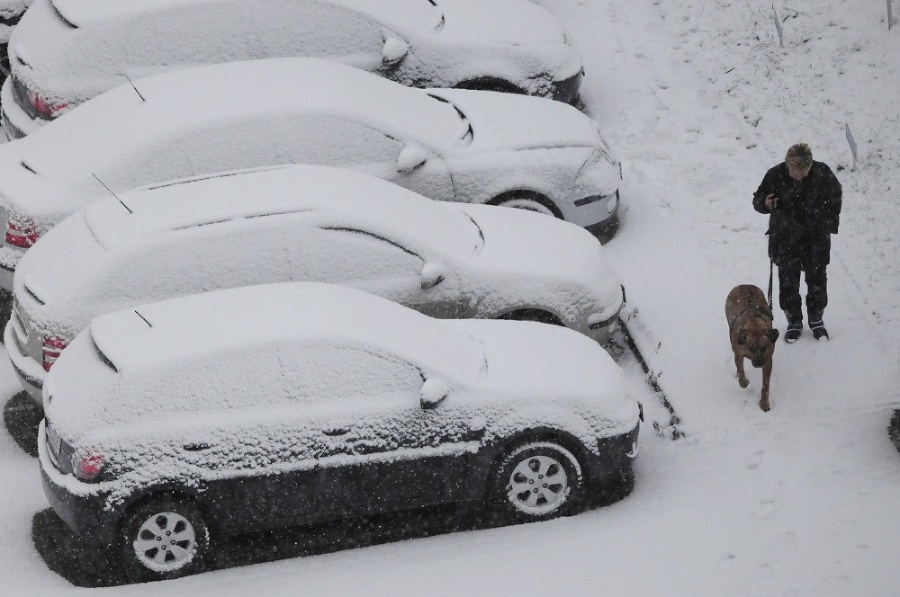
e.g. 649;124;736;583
0;57;622;315
1;0;583;138
7;165;626;405
39;282;642;580
0;1;31;73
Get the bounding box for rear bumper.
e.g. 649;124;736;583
38;420;122;543
4;317;45;405
0;76;41;139
0;244;24;292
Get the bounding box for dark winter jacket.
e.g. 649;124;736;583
753;161;842;268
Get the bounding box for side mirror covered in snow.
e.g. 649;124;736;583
420;377;450;410
397;146;428;173
382;36;409;66
420;262;445;290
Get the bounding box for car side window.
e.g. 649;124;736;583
271;0;385;58
314;227;423;287
104;114;406;192
282;116;406;169
281;343;423;402
83;1;385;68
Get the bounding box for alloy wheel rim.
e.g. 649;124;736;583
507;455;569;515
133;511;198;572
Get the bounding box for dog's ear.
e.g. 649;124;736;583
768;328;780;343
737;330;747;345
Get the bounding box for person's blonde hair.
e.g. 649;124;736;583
785;143;813;169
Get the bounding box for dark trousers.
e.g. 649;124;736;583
778;262;828;323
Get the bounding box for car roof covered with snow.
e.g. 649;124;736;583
81;165;481;256
47;0;565;45
89;282;484;379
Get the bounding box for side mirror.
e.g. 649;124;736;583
420;262;445;290
382;37;409;66
397;146;428;173
421;377;449;410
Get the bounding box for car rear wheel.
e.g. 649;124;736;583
120;495;209;581
890;409;900;453
491;441;583;523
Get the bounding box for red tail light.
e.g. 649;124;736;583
6;212;39;248
73;450;105;481
42;335;69;371
27;89;68;119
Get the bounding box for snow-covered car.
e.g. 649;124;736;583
0;57;622;315
39;281;642;580
1;0;584;139
0;1;31;75
6;165;626;405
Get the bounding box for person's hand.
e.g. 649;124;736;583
764;193;778;211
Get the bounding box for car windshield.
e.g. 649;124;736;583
426;93;473;149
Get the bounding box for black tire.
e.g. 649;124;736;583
889;409;900;454
493;194;560;219
497;309;564;327
454;77;523;95
119;495;209;581
490;441;584;523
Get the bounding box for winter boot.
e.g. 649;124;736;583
784;312;803;344
809;319;829;341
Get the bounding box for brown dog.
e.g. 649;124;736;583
725;284;779;411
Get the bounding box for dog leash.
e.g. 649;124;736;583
767;258;774;309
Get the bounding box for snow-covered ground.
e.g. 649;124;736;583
1;0;899;594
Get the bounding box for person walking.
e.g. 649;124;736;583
753;143;842;343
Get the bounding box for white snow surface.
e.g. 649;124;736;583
1;0;900;595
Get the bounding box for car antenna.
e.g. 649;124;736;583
134;309;153;328
116;73;146;102
91;173;133;214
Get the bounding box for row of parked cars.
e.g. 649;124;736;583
0;0;642;583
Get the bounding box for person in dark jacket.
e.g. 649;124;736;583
753;143;842;343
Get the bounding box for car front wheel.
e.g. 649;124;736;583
120;495;209;581
495;195;558;218
491;441;583;523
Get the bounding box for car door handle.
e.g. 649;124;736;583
182;443;212;451
323;428;350;437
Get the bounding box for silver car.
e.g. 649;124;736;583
7;165;626;405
